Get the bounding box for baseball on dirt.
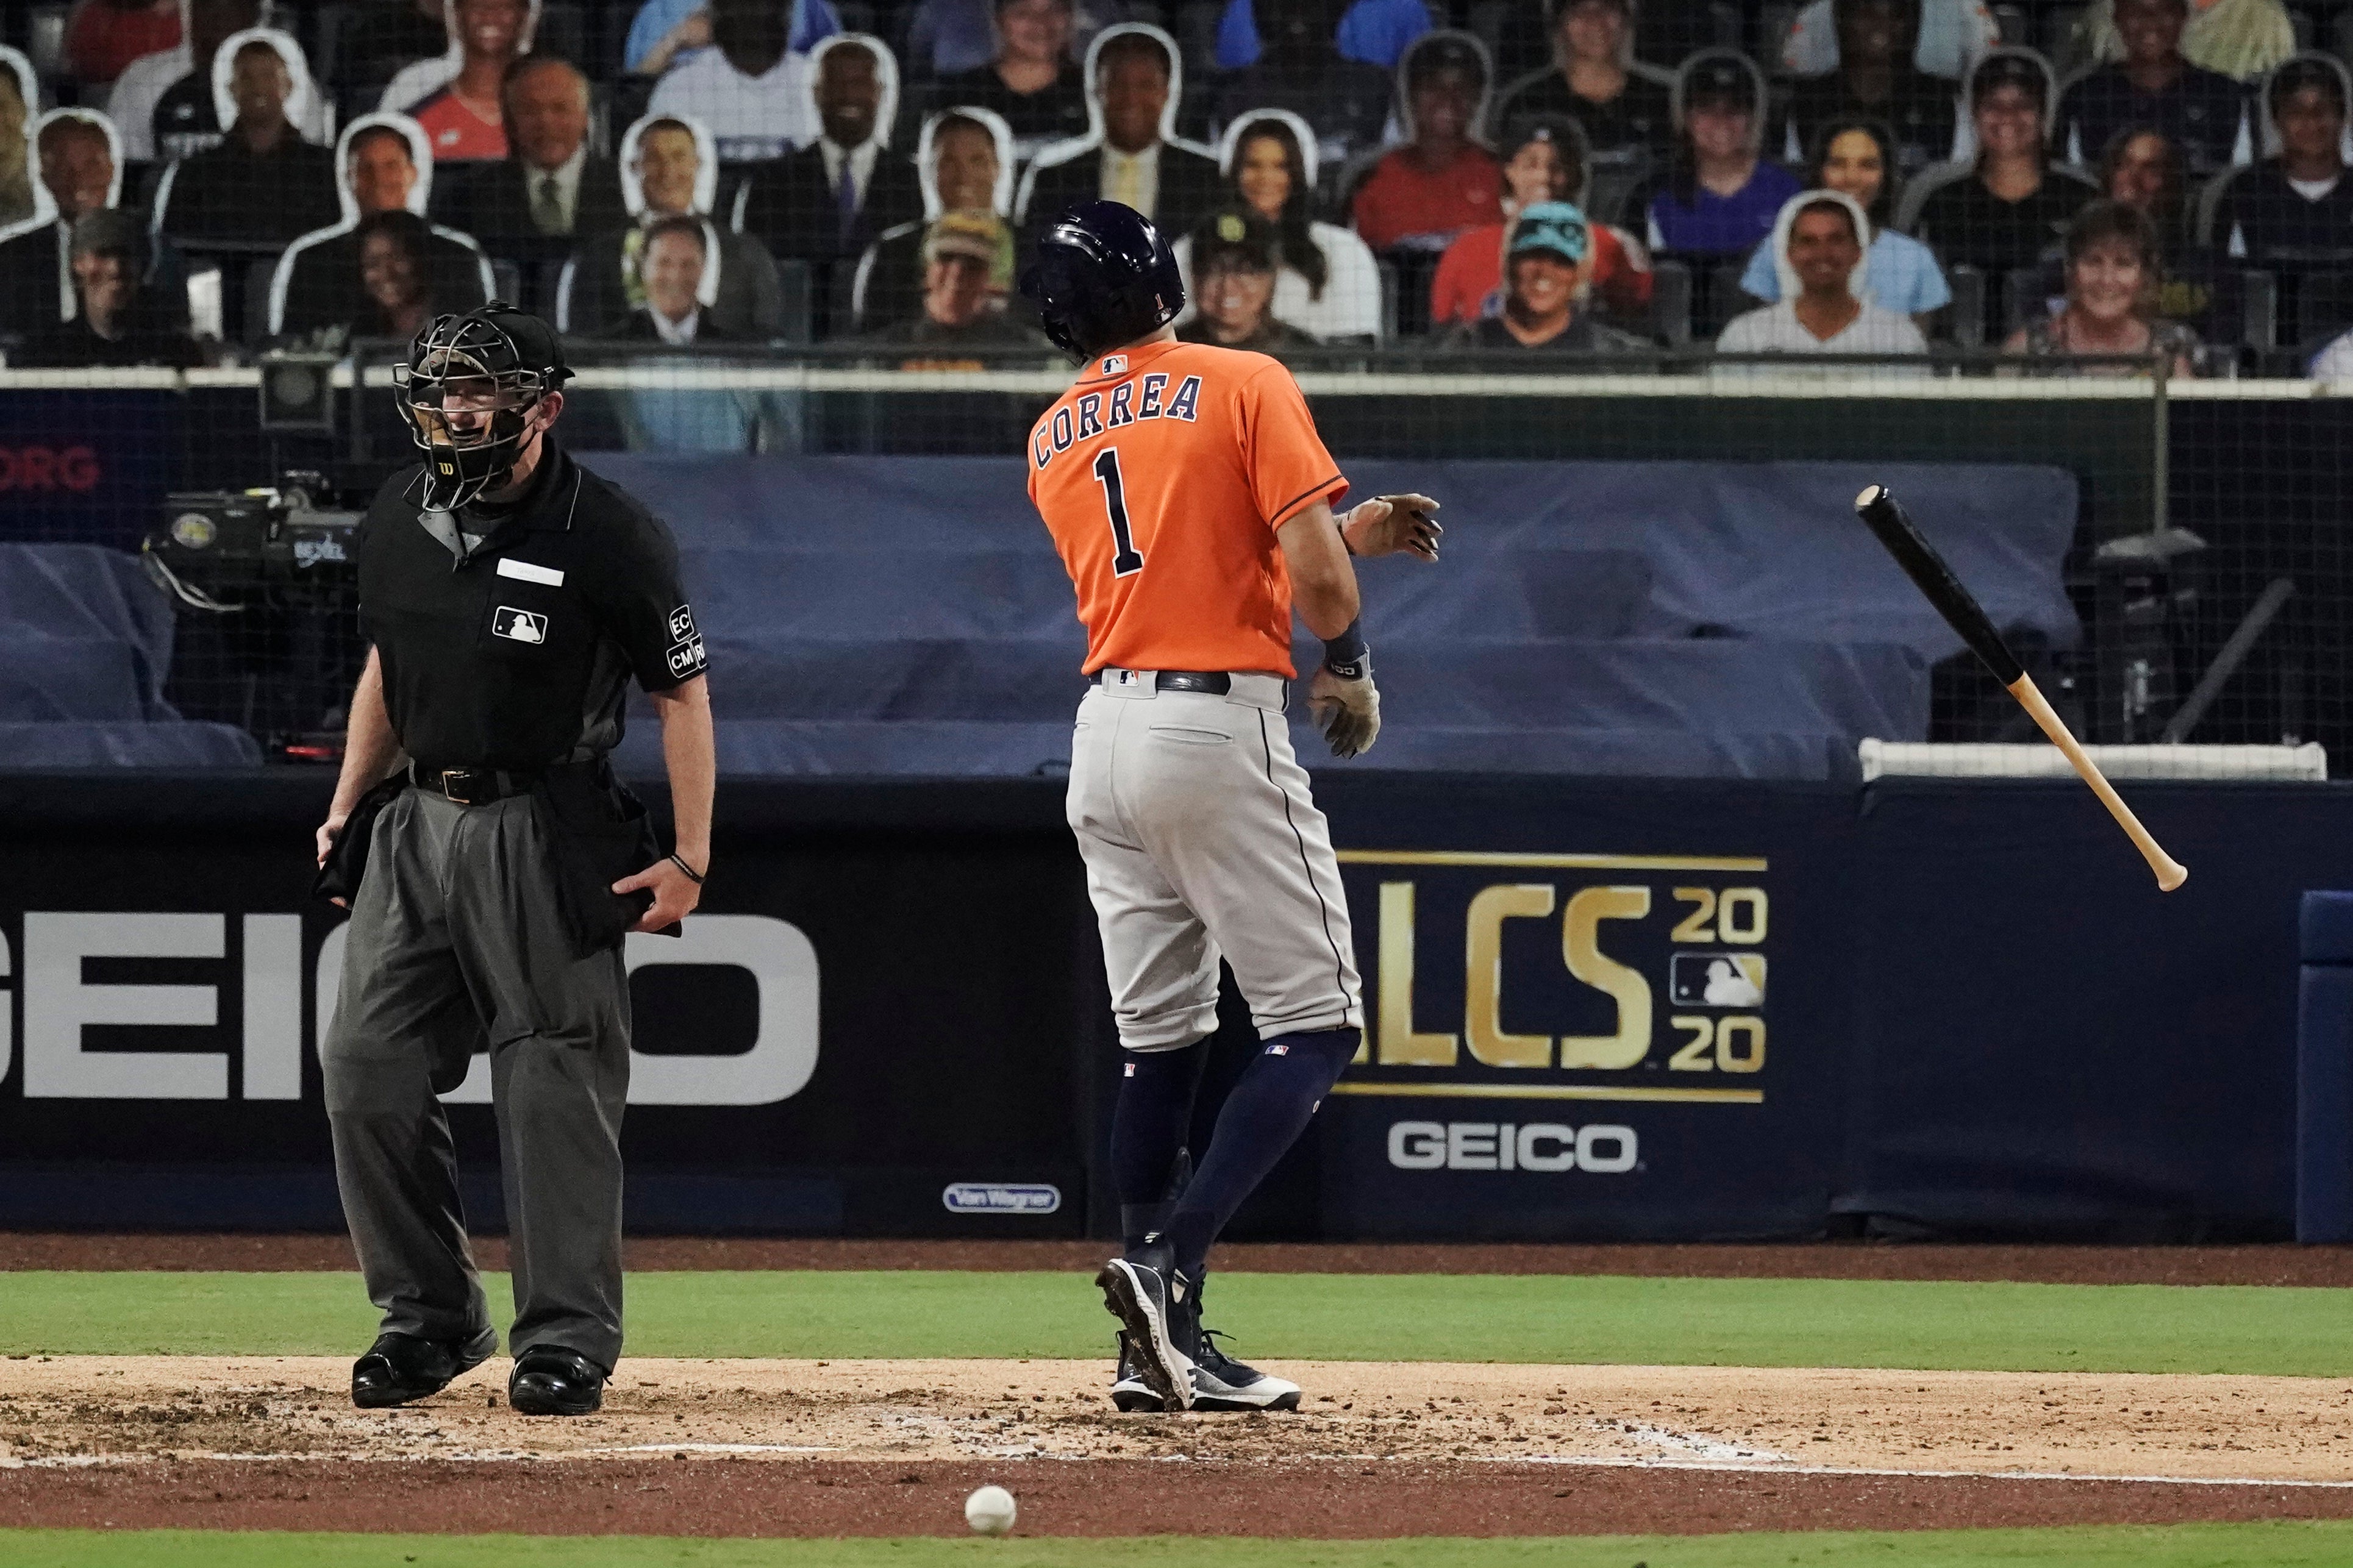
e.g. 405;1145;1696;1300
965;1483;1017;1535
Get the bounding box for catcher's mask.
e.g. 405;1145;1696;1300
394;303;573;510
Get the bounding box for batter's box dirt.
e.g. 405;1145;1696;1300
4;1358;2353;1484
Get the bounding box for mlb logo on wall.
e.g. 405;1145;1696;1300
942;1183;1062;1215
492;607;548;644
1669;953;1766;1008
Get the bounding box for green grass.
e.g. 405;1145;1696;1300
2;1270;2351;1375
9;1524;2353;1567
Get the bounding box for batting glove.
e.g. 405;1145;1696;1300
1309;664;1381;759
1341;493;1442;561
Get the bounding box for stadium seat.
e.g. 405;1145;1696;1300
615;718;1084;778
1328;640;1929;743
0;544;179;715
0;637;148;722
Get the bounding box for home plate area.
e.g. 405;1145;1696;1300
5;1358;2351;1484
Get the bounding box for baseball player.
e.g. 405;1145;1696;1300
1017;201;1440;1413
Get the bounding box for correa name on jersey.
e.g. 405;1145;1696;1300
1032;373;1204;469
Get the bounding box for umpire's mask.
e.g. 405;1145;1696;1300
394;304;572;510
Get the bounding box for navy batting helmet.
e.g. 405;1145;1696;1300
1017;200;1184;362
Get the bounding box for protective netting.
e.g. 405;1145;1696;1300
0;351;2344;779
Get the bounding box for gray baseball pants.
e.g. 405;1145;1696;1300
1067;669;1365;1053
321;786;630;1371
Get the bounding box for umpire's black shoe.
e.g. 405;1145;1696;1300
351;1330;493;1409
509;1347;607;1416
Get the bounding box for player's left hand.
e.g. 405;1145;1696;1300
1309;665;1381;758
1341;494;1441;562
615;857;704;932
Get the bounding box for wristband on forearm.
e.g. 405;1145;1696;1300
1322;619;1369;679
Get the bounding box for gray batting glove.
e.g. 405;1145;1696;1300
1341;493;1442;561
1309;664;1381;758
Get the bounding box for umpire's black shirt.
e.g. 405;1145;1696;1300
355;442;709;770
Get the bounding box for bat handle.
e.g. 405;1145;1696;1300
2007;674;2189;892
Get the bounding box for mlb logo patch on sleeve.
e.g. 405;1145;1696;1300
492;607;549;644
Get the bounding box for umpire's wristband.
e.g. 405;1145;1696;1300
1322;619;1369;680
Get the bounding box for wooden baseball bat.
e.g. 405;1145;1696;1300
1855;484;2188;893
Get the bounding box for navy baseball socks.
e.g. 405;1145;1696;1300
1099;1027;1355;1409
1156;1026;1359;1283
1110;1038;1209;1251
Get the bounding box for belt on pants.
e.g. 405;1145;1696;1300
1090;669;1232;694
409;761;545;805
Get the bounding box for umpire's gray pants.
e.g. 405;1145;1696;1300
322;786;630;1370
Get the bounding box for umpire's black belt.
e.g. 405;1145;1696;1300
409;761;560;805
1089;669;1231;694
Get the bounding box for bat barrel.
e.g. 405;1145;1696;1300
1854;483;2026;687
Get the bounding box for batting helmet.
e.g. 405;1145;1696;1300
1017;201;1184;362
393;302;573;511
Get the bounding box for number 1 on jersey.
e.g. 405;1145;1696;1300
1093;447;1143;577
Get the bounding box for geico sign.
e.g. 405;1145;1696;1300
1386;1120;1638;1174
0;445;101;492
0;911;817;1105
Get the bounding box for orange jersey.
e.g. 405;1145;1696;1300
1026;338;1345;679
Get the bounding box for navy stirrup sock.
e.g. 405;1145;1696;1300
1110;1040;1208;1250
1162;1027;1359;1282
1119;1149;1194;1259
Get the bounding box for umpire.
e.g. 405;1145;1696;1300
313;304;714;1417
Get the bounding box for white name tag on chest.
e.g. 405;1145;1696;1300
496;557;565;587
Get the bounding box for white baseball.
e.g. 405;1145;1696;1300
965;1483;1017;1535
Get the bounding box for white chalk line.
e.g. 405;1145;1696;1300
1612;1420;1788;1463
585;1442;841;1456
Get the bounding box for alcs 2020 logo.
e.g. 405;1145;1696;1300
1333;849;1772;1109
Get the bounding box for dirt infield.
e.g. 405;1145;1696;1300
8;1456;2353;1539
2;1356;2351;1536
9;1234;2353;1286
10;1240;2352;1541
5;1356;2353;1480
